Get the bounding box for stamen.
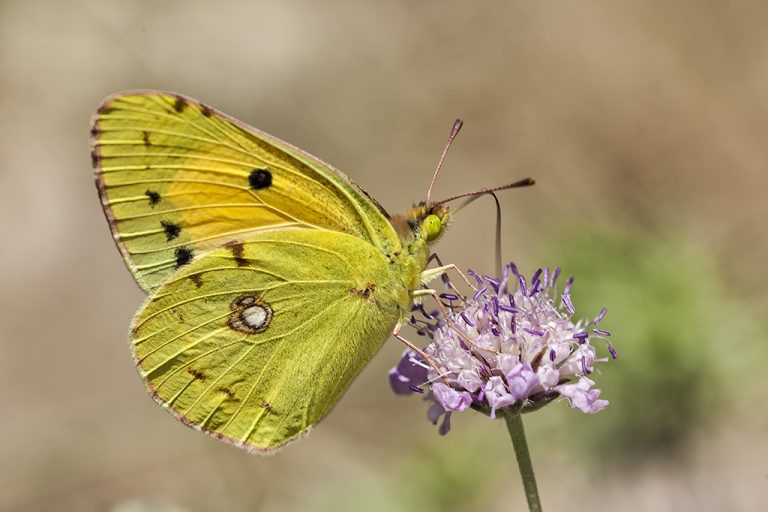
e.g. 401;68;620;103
499;304;519;314
413;303;435;319
592;328;611;337
551;267;561;287
409;358;430;370
473;286;488;301
409;385;425;394
460;312;475;326
581;355;590;375
483;275;501;293
564;276;574;295
518;275;527;296
562;292;575;315
523;328;545;337
594;307;607;325
439;293;459;301
467;268;483;286
549;349;557;361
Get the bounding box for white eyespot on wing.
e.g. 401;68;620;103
243;305;269;328
229;294;272;334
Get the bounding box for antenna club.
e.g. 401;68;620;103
435;177;536;205
451;119;464;136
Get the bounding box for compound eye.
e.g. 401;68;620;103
422;214;443;242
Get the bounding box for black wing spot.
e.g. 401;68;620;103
190;274;203;288
91;150;100;167
350;283;376;301
145;190;161;206
187;368;207;380
248;169;272;190
223;240;248;267
173;96;187;113
175;247;194;268
161;220;181;241
201;104;213;117
142;131;151;147
217;387;236;400
90;125;99;137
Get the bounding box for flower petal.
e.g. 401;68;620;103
484;376;516;418
432;382;473;412
388;350;428;395
555;377;609;413
504;361;539;401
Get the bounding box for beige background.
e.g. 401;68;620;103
1;1;766;511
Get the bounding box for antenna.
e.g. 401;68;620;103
436;178;535;208
426;119;463;204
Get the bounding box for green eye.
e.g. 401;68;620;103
422;214;443;242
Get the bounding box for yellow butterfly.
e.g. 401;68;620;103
91;91;531;453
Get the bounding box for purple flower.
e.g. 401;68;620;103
388;263;616;434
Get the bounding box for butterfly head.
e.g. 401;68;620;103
393;202;451;247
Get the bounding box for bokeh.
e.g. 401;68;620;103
1;1;766;511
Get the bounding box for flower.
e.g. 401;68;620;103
388;263;616;434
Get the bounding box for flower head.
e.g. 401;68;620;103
388;263;615;434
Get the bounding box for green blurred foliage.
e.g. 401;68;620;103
545;226;727;466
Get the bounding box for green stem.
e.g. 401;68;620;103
504;412;542;512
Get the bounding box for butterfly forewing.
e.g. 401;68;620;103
92;91;395;292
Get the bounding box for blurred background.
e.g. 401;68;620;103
1;1;766;510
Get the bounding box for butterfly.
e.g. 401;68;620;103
91;91;532;453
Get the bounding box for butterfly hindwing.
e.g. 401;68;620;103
131;229;405;452
92;91;396;292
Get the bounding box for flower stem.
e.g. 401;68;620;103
504;412;542;512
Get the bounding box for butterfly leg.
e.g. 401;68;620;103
421;257;478;293
424;253;469;301
392;322;448;383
